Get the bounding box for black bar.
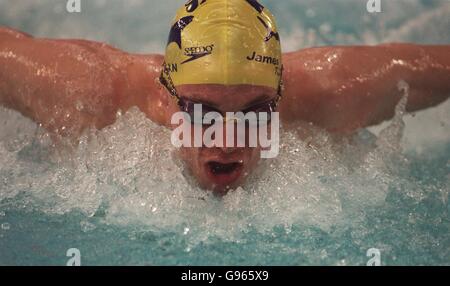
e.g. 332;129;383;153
0;266;447;284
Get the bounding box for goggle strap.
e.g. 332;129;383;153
160;61;180;103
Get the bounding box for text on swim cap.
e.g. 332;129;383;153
247;52;280;66
164;63;178;73
182;44;215;64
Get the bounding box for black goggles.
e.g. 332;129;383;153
177;97;278;127
159;63;283;127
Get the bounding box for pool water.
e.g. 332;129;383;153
0;0;449;266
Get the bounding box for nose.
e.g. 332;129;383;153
217;121;242;153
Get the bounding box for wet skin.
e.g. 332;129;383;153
1;27;450;193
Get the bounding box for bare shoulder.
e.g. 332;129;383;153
1;27;167;137
279;47;343;128
279;46;392;133
280;44;450;134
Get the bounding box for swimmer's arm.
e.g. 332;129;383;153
0;26;168;138
280;44;450;134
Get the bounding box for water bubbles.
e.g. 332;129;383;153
0;87;448;251
75;101;84;111
80;221;96;233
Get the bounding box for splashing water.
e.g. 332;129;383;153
0;0;449;265
0;80;448;265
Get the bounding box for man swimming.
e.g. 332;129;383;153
1;0;449;193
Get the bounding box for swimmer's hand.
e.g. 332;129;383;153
0;26;170;139
280;44;450;134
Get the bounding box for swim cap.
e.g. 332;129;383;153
161;0;283;91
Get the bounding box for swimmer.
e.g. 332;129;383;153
1;0;449;193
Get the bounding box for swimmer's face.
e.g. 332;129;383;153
173;84;278;194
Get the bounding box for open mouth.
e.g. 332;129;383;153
205;161;244;188
208;162;242;175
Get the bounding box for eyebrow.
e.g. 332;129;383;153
243;94;275;109
179;96;220;109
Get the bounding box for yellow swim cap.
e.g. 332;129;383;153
161;0;283;92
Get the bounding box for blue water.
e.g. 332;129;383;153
0;0;449;266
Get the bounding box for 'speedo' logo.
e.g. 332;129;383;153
182;44;215;64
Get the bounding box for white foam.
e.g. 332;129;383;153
2;80;444;246
0;0;449;247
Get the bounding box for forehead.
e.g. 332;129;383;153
177;84;277;110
